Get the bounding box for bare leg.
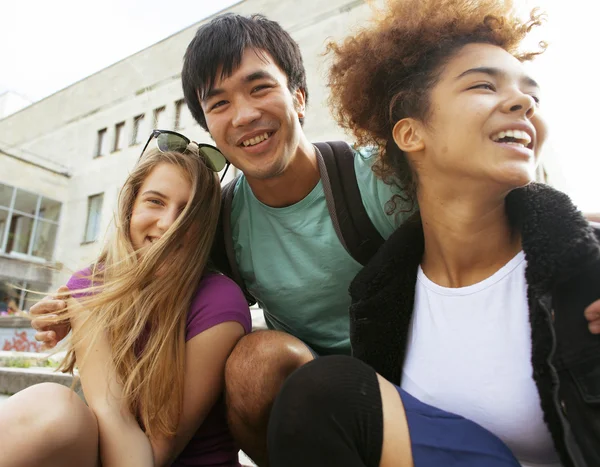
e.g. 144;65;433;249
225;330;315;466
0;383;99;467
378;375;414;467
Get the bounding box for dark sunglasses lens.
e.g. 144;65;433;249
200;146;227;172
156;133;188;153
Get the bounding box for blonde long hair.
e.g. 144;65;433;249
58;148;221;438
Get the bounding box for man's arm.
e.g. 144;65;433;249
69;297;154;467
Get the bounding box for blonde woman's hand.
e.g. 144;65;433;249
30;286;72;349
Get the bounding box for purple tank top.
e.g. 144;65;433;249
67;270;252;466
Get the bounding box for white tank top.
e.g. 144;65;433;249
401;252;562;467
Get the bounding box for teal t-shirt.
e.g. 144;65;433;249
231;148;412;355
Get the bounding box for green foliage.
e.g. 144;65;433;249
0;356;59;369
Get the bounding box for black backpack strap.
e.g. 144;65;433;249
218;174;256;305
314;141;385;266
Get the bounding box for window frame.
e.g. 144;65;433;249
113;121;126;153
82;192;104;244
95;128;108;158
174;99;185;130
131;114;145;146
153;106;166;129
0;184;62;262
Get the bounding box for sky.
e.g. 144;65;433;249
0;0;598;211
518;1;600;212
0;0;240;101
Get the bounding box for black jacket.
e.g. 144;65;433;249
349;183;600;467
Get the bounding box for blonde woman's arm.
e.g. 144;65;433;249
151;320;246;466
68;297;154;467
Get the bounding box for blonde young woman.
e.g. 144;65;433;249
0;130;251;467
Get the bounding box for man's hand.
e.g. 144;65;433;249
584;299;600;334
30;286;72;349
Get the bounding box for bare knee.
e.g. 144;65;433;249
225;330;314;419
0;382;98;453
226;330;314;386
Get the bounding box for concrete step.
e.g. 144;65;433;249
0;366;81;396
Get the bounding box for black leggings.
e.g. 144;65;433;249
267;355;384;467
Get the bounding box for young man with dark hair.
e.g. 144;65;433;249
176;14;414;465
31;12;600;467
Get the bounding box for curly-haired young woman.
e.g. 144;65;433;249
266;1;600;466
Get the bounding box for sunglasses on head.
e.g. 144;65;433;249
140;129;230;182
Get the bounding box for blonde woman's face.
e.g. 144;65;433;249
129;163;192;253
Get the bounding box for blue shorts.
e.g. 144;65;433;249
396;387;520;466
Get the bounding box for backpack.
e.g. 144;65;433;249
211;141;385;305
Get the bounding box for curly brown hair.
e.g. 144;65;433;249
327;0;546;203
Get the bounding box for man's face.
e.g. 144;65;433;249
200;48;306;181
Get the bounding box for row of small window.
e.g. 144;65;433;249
94;99;188;158
0;183;62;262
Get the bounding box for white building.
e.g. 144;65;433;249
0;0;572;311
0;0;370;307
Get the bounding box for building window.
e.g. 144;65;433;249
0;183;62;261
153;106;166;129
0;210;7;252
83;193;104;244
8;214;34;255
113;121;125;152
95;128;107;158
1;279;49;314
0;280;20;314
131;114;145;146
174;99;185;130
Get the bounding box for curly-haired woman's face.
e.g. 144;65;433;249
411;43;547;192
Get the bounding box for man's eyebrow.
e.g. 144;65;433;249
245;70;276;83
202;70;277;102
456;66;539;88
141;190;168;199
202;87;224;102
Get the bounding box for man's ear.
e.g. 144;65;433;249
293;88;306;119
392;118;425;154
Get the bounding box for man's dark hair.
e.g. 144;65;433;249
182;13;308;132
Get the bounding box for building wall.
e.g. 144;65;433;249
0;0;374;293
